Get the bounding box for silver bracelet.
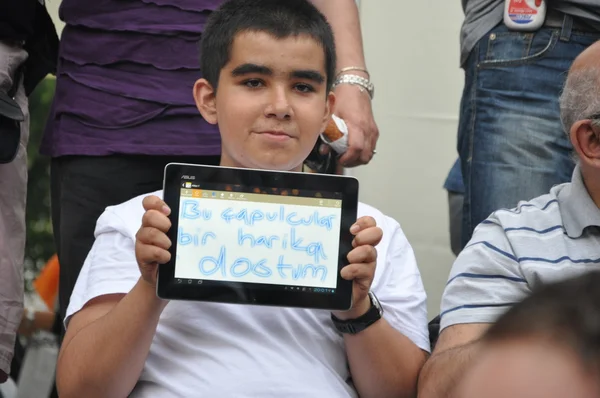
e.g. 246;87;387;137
336;66;370;79
332;74;375;100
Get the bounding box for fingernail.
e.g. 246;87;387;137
350;224;359;233
162;206;171;215
340;268;349;280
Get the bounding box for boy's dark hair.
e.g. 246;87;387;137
483;271;600;375
200;0;336;92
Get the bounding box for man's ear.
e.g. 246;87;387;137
319;91;336;133
193;78;218;125
571;119;600;166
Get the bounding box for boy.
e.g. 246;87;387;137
56;1;429;397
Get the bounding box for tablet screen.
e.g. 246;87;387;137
174;181;343;294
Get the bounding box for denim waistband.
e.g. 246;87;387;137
544;9;597;36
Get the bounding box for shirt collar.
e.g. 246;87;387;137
558;164;600;238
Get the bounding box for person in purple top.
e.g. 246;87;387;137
43;0;380;325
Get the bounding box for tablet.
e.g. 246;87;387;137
157;163;359;310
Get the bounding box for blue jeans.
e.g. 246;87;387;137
457;20;600;249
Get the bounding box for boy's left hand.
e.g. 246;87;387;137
332;216;382;320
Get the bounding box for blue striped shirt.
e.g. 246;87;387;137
440;165;600;331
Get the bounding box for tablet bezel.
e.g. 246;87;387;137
157;163;358;311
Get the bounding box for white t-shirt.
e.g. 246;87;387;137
66;191;429;398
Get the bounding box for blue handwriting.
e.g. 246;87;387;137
196;248;328;282
238;228;280;248
178;228;216;247
276;255;327;282
198;246;272;278
290;227;327;263
181;200;213;220
220;206;336;231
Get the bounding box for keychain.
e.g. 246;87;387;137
504;0;547;31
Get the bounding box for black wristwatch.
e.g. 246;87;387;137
331;292;383;334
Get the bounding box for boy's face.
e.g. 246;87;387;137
194;31;335;172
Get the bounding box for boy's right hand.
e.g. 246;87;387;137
135;195;172;287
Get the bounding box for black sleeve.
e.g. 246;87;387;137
0;0;36;41
51;311;63;336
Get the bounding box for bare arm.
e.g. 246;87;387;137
344;317;428;398
418;323;489;398
309;0;379;166
310;0;367;73
18;309;56;336
57;196;173;397
328;216;425;398
56;279;167;398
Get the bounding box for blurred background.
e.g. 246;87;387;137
23;77;55;294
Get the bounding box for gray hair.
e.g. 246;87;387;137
559;67;600;135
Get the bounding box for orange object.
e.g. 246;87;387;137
33;254;60;311
323;118;343;142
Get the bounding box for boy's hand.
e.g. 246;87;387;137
333;216;382;320
135;195;172;287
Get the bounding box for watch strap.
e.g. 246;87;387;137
331;292;383;334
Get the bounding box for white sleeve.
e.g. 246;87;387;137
372;220;430;353
65;208;142;326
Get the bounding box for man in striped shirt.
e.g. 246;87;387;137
419;39;600;398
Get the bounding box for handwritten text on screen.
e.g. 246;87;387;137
174;197;342;288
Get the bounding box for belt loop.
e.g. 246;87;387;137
560;14;573;42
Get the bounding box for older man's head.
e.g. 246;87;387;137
559;41;600;201
560;41;600;157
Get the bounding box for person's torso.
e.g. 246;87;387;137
43;0;223;157
55;0;223;105
460;0;600;65
490;184;600;291
132;301;357;397
95;194;412;397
